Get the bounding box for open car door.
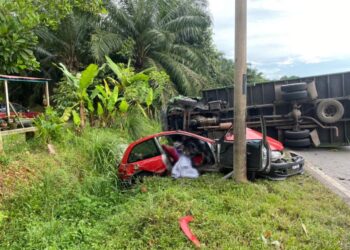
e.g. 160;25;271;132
216;117;271;177
118;138;167;181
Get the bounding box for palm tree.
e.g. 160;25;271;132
92;0;213;95
35;12;97;73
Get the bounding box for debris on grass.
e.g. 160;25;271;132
179;215;201;248
261;233;283;250
47;143;56;155
301;222;309;237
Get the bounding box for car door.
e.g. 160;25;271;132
124;138;167;175
217;125;270;173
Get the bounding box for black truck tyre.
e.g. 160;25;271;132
284;138;311;147
316;99;344;124
284;129;310;139
281;82;307;93
282;90;308;101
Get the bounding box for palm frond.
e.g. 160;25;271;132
152;51;191;94
91;31;122;62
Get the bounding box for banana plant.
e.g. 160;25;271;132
105;56;154;117
91;79;121;127
58;63;99;128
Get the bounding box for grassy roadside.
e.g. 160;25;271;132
0;129;349;249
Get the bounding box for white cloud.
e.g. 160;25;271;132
209;0;350;78
278;57;294;66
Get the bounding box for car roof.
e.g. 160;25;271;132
132;130;215;145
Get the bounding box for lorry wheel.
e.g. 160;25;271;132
284;129;310;139
281;82;307;93
282;90;308;101
316;99;344;124
284;138;311;147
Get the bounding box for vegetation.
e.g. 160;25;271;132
0;0;103;74
1;1;348;249
53;56;168;131
0;132;349;249
280;75;299;80
1;0;270;98
33;107;66;144
93;0;214;94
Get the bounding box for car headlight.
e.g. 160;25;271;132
270;151;282;162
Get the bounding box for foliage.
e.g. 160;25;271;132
1;0;103;28
80;128;130;176
247;66;268;84
204;55;269;88
209;54;235;87
54;58;169;129
0;8;39;74
33;107;65;143
36;12;98;72
0;0;103;74
91;80;120;127
105;56;156;117
52;78;77;115
58;63;100;128
122;107;161;140
148;70;174;108
93;0;214;95
280;75;299;80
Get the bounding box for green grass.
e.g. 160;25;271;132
0;129;349;249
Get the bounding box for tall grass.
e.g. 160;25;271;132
119;108;161;140
80;128;130;177
0;127;130;249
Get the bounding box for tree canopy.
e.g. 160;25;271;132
0;0;103;74
1;0;268;96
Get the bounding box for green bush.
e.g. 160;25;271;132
33;107;65;143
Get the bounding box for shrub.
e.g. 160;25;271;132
33;107;65;143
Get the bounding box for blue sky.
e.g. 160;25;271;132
208;0;350;79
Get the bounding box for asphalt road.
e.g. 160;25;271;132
293;146;350;200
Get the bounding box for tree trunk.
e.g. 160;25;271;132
80;102;86;129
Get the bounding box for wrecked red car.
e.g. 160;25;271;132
118;127;304;183
118;130;268;183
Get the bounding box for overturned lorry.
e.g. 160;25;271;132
165;71;350;147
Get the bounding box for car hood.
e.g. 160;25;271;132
224;128;284;151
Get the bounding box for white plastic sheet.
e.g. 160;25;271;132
171;155;199;179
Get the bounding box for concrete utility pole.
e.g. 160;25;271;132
233;0;248;182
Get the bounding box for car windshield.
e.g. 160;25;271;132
0;103;26;112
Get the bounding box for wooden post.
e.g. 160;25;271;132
0;134;3;153
233;0;248;183
45;81;50;106
4;80;10;122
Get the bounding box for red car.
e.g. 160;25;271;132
0;103;40;119
118;128;304;183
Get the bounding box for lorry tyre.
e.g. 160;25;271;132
316;99;344;123
281;82;307;93
282;90;308;101
284;129;310;139
284;138;311;147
